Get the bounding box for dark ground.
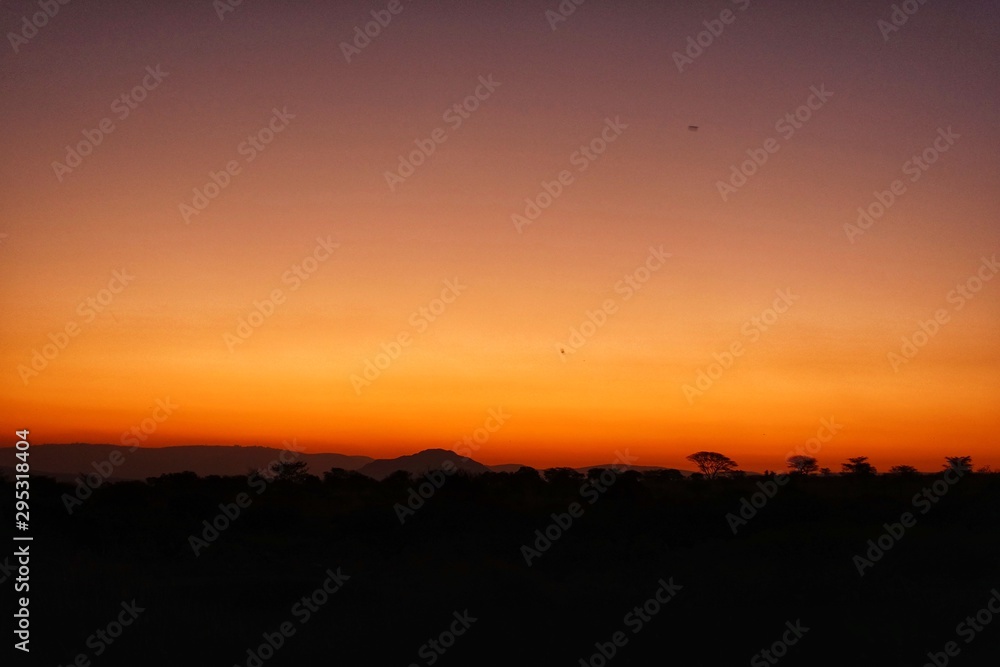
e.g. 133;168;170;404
3;467;999;666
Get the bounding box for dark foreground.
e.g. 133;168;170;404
4;467;999;666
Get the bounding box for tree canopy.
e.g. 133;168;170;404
686;451;739;479
842;456;877;476
787;455;819;475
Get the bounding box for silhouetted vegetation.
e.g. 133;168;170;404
842;456;877;476
786;455;819;475
945;456;973;473
685;451;739;479
4;462;999;666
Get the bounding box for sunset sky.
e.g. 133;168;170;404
2;0;998;472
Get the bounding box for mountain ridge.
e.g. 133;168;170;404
0;443;693;481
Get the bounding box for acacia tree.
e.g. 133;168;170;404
786;455;819;475
889;464;919;476
686;451;738;479
842;456;877;476
944;456;973;473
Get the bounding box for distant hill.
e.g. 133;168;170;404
358;448;492;480
0;443;372;482
0;443;747;483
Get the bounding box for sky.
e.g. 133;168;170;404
1;0;998;472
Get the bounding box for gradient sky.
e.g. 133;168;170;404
2;0;998;472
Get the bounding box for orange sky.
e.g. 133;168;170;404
2;0;998;473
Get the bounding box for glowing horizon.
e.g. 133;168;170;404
2;0;998;475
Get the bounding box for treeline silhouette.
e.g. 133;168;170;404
4;461;999;666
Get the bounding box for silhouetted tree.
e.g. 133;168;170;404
944;456;973;473
382;470;412;486
323;467;351;483
842;456;877;476
273;460;311;483
513;466;542;482
819;468;832;477
543;467;584;484
322;468;376;493
644;469;684;482
20;441;1000;663
787;455;819;475
685;451;738;479
889;465;919;476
